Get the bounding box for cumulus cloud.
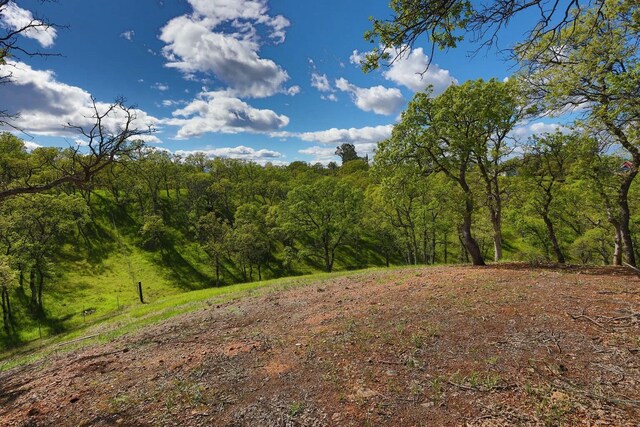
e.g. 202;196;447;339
383;47;457;94
0;1;57;48
311;72;331;92
274;124;393;146
298;146;337;164
120;30;135;41
351;47;457;95
159;0;293;98
175;145;284;165
512;122;567;140
23;140;42;151
335;78;404;116
349;50;366;66
186;0;290;42
0;61;160;140
165;90;289;139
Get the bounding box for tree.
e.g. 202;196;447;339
197;213;231;286
281;177;364;272
335;143;360;164
579;141;628;266
0;193;88;312
0;99;153;201
0;255;15;335
363;0;604;72
518;132;579;263
469;78;531;261
231;203;271;282
520;0;640;265
382;79;522;265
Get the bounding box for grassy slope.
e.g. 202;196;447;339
0;267;382;371
2;192;389;349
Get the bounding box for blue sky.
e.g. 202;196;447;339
0;0;561;164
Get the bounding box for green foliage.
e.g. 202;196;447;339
281;177;364;272
139;214;169;250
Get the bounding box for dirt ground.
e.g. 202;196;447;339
1;264;639;426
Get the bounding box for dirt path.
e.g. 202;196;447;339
1;264;639;426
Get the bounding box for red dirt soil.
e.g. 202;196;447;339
1;264;639;426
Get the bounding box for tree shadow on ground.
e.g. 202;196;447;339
485;262;640;277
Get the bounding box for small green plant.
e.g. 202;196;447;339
485;356;499;366
288;401;304;417
430;376;445;401
410;333;424;349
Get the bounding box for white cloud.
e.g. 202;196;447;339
383;47;457;94
0;61;159;138
175;145;284;165
159;1;293;98
286;85;301;96
351;47;457;95
298;146;336;164
512;122;567;139
274;124;393;145
152;82;170;91
311;72;331;92
349;50;366;66
0;1;57;48
23;140;41;151
321;94;337;102
335;78;404;116
120;30;135;41
186;0;290;43
165;90;289;139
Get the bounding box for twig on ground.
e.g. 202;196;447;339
568;312;611;332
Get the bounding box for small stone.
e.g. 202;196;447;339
421;401;435;409
551;391;568;402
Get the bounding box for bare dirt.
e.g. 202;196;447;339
1;264;639;426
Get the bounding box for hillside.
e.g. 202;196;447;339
1;264;639;426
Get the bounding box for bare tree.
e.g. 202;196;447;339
0;97;154;201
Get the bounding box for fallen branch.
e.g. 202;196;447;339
623;262;640;276
374;359;405;366
567;313;611;332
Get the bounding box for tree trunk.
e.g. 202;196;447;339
443;231;448;264
490;206;503;262
215;257;220;287
324;242;332;272
37;266;44;310
459;191;485;266
1;286;9;334
612;222;623;266
29;269;37;308
543;213;565;264
618;174;636;266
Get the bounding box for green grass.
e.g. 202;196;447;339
0;266;408;371
0;191;404;356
